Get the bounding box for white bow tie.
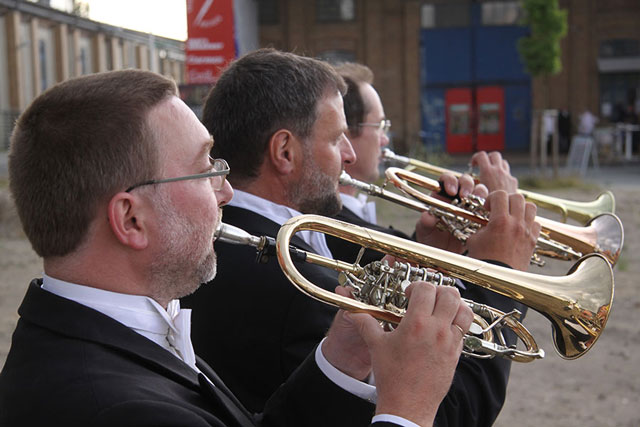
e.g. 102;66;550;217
165;301;197;370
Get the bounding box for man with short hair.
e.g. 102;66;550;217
328;62;519;264
0;69;473;427
329;62;530;426
327;62;407;265
185;49;541;427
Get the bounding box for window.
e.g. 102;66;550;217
448;104;470;135
258;0;279;25
78;35;93;75
37;27;56;90
478;103;501;134
80;47;88;75
481;1;522;26
316;0;355;23
599;39;640;59
421;4;470;29
316;50;356;64
39;40;48;90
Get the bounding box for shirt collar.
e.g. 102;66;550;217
228;189;333;258
340;192;377;224
41;274;197;370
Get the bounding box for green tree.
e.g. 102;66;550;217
518;0;568;105
518;0;567;173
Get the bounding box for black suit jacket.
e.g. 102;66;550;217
326;206;411;266
185;205;527;426
328;206;530;427
182;206;344;414
0;280;380;427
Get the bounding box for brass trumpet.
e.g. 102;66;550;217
383;167;624;266
215;216;614;361
382;148;616;225
275;215;614;361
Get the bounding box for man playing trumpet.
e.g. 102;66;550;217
328;62;520;265
183;49;540;426
0;69;472;427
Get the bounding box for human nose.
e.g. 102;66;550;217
215;179;234;207
380;130;390;148
340;134;356;165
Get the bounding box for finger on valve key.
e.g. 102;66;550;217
470;151;518;194
348;281;470;426
466;191;538;271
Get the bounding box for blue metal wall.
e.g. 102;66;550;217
419;4;531;152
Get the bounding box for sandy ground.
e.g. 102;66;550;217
0;163;638;426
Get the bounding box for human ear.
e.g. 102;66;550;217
268;129;303;175
107;192;149;250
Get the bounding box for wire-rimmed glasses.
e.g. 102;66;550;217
358;119;391;134
125;157;230;192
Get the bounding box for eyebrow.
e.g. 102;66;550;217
200;136;214;158
191;136;214;168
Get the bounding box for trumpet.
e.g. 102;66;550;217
215;216;615;362
339;170;624;266
382;148;616;225
384;167;624;267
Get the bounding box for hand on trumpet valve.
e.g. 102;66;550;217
470;151;519;194
466;191;542;272
415;172;488;254
321;286;373;381
338;282;472;426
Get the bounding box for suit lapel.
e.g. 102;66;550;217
20;281;201;385
196;360;255;427
20;281;262;425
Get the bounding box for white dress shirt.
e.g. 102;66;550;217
42;274;198;371
228;189;333;258
340;192;377;224
40;274;391;418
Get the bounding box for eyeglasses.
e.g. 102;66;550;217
125;157;230;192
358;119;391;134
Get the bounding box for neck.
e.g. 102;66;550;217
235;174;294;209
43;229;160;307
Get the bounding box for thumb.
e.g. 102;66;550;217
345;311;385;347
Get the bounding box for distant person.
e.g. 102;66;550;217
578;110;598;136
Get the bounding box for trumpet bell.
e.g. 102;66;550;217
587;213;624;266
548;253;614;359
521;190;616;225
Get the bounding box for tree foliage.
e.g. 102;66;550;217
517;0;568;77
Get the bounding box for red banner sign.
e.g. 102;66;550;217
186;0;236;84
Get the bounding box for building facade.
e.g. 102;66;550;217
0;0;185;150
258;0;640;155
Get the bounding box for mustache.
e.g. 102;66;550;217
213;208;224;241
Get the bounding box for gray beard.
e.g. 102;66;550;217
288;159;342;216
148;191;217;302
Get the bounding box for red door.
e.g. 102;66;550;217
476;86;505;151
445;88;473;153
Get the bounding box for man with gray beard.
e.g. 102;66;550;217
183;48;540;426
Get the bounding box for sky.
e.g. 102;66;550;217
79;0;188;41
